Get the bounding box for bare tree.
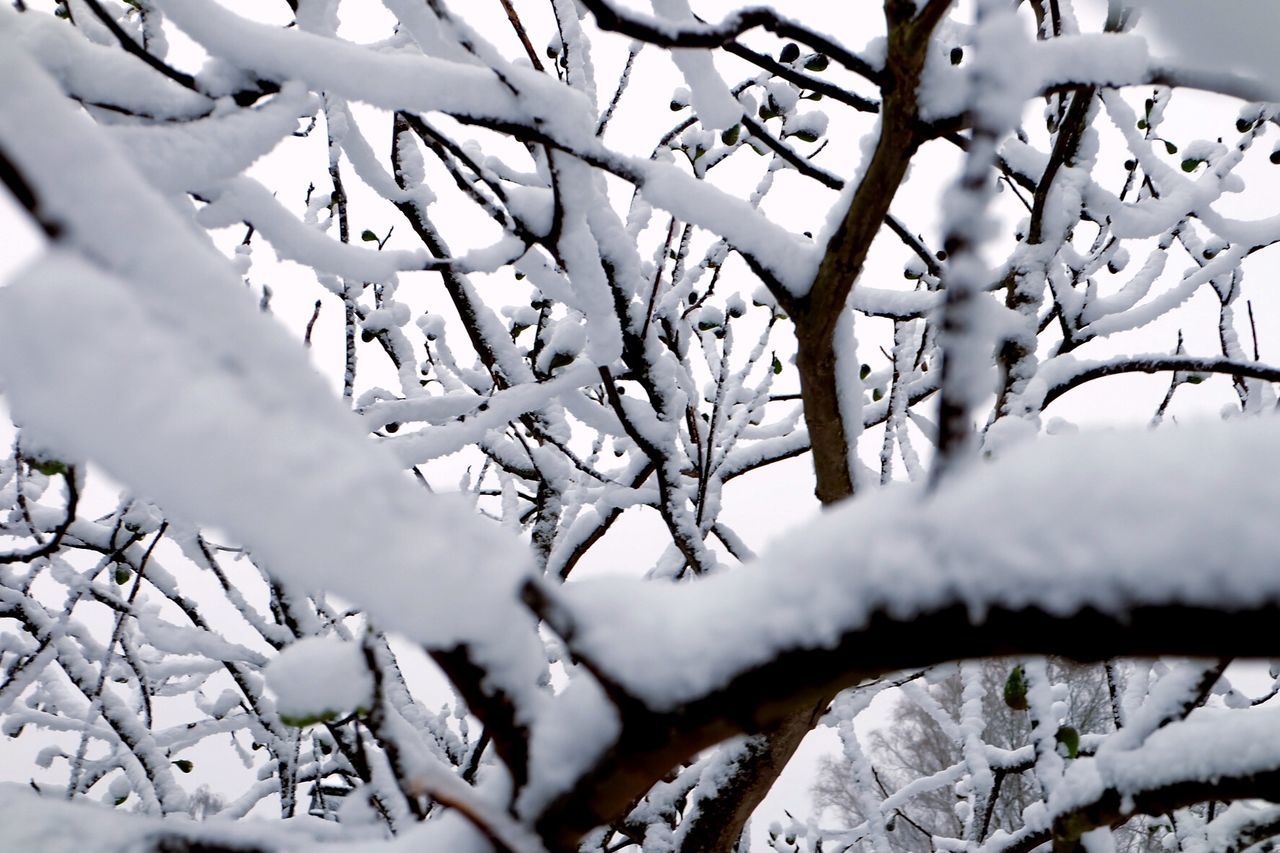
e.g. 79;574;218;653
814;661;1144;851
2;1;1280;851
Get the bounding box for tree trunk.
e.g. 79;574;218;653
669;6;947;848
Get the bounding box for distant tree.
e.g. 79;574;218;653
814;661;1140;851
3;1;1280;852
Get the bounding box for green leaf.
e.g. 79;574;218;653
1181;158;1202;173
720;125;741;146
1055;725;1080;759
779;43;800;64
1237;118;1254;133
1164;141;1178;155
871;388;884;402
949;46;963;65
173;759;194;773
114;567;132;585
804;53;829;72
1136;119;1147;130
1004;665;1029;711
360;229;378;242
771;353;782;375
281;710;341;728
859;364;871;380
30;458;67;477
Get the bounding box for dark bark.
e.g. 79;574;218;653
536;597;1280;850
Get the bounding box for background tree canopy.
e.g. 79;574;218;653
3;0;1280;851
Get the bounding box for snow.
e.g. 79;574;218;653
104;85;310;194
0;780;522;851
377;363;599;462
147;0;813;291
636;159;818;292
151;0;597;141
0;7;211;119
0;40;545;711
543;157;625;366
551;0;599;109
919;26;1151;122
0;783;344;852
137;614;270;667
1132;0;1280;86
265;637;373;724
0;251;536;674
1080;244;1248;339
832;306;864;491
324;98;436;210
1048;703;1280;823
520;675;620;818
195;177;435;281
559;417;1280;709
650;0;740;130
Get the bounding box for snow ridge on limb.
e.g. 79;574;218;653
555;418;1280;709
525;417;1280;841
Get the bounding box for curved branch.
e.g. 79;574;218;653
740;114;843;190
81;0;276;106
575;0;885;86
885;214;942;278
536;597;1280;850
725;41;879;113
1041;355;1280;409
0;146;62;240
80;0;198;92
527;417;1280;847
999;762;1280;852
0;468;79;564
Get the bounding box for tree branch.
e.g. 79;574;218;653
575;0;885;86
